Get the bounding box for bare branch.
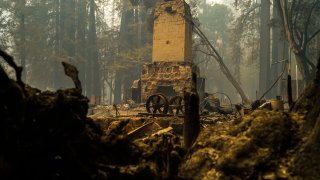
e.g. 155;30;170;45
292;0;301;29
289;0;297;20
302;0;320;49
308;29;320;43
0;49;23;85
240;3;261;23
284;0;291;30
193;49;215;57
192;25;250;104
275;0;286;33
294;26;303;46
306;58;316;72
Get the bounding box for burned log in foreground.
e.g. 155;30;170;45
0;49;100;179
62;61;82;93
0;50;184;179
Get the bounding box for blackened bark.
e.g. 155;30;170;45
317;56;320;81
19;0;26;81
292;56;320;179
292;57;320;131
62;62;82;93
0;49;23;85
287;74;293;107
0;62;9;85
183;91;200;150
76;0;87;94
88;0;101;102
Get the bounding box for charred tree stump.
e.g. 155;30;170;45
287;74;293;108
62;61;82;93
183;91;200;150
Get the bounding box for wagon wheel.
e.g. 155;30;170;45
169;96;184;115
146;94;169;114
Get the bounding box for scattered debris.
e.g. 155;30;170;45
258;101;272;110
179;109;297;179
1;48;320;179
127;121;162;140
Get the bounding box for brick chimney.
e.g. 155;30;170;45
152;0;193;62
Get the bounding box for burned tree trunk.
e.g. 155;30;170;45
183;91;200;150
0;49;23;85
292;57;320;131
292;56;320;179
193;26;250;104
183;74;200;150
275;0;319;81
287;73;293;108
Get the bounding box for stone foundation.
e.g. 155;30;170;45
140;61;198;102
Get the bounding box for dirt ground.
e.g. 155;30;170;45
1;51;320;179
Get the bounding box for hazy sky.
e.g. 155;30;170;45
206;0;234;5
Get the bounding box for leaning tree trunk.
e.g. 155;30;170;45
88;0;101;103
294;52;314;81
19;0;26;82
193;26;250;104
275;0;317;82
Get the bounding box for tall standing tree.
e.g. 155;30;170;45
228;1;261;100
54;0;77;89
53;0;61;89
113;0;155;104
259;0;271;98
114;1;134;104
195;3;251;103
88;0;101;103
18;0;26;81
276;0;320;81
76;0;87;93
270;0;289;97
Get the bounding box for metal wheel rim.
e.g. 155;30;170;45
146;94;169;114
169;96;184;115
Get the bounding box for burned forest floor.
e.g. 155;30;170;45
1;50;320;180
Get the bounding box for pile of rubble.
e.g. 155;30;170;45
179;57;320;179
179;109;299;179
0;50;182;179
1;49;320;179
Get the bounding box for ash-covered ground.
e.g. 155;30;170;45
1;50;320;179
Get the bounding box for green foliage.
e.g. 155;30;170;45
199;3;234;41
0;1;14;50
230;1;260;66
277;0;320;80
290;0;320;65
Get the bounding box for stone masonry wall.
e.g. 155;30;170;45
139;1;197;102
141;62;198;102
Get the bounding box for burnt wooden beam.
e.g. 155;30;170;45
0;49;23;86
62;61;82;93
183;91;200;150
